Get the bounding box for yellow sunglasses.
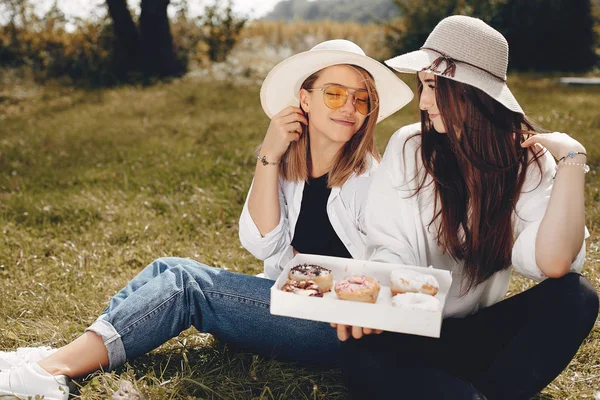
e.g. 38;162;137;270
307;84;371;115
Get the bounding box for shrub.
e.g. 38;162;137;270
0;0;248;85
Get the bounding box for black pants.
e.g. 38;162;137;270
340;273;599;400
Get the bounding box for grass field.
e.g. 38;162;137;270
0;72;599;399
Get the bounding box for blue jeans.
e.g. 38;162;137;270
86;257;340;370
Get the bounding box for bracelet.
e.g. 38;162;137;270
558;151;587;164
257;155;278;166
554;162;590;174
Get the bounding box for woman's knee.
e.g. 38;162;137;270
149;257;212;277
544;272;599;330
150;257;187;273
340;336;383;373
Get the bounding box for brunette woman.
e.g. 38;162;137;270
338;16;598;400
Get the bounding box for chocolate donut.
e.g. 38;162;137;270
289;263;333;292
280;279;324;297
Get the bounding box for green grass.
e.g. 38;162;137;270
0;73;599;399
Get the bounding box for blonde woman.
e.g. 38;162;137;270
0;40;412;399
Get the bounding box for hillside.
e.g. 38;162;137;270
262;0;399;23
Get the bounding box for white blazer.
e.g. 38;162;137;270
239;164;376;280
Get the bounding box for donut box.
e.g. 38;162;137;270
270;254;452;338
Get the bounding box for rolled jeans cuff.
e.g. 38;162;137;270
85;317;127;371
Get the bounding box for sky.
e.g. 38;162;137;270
33;0;286;21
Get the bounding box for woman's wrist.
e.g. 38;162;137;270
257;146;283;165
257;154;280;166
558;145;586;161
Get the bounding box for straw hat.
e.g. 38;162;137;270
260;39;414;123
385;15;523;114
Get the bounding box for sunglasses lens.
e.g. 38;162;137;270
322;86;347;109
321;85;370;115
354;91;370;115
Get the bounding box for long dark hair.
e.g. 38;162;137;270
412;75;544;292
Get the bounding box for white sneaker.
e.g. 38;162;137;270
0;363;69;400
0;347;58;371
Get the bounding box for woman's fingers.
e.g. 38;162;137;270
286;122;303;135
273;115;304;139
521;131;586;160
351;325;363;339
336;324;350;341
261;109;306;157
332;324;384;341
361;327;383;335
276;107;308;126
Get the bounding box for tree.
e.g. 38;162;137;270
106;0;185;82
386;0;462;56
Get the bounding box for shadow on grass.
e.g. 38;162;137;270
76;341;347;400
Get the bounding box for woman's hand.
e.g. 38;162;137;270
260;106;308;162
521;132;586;160
330;323;383;341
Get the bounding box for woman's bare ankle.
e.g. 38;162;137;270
37;358;72;377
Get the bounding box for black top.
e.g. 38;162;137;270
291;174;353;259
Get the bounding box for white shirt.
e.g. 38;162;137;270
239;166;376;280
365;123;587;318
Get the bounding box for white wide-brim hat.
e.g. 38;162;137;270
260;39;414;123
385;15;523;115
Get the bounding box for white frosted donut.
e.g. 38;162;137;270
392;293;440;311
289;264;333;292
390;269;439;296
334;275;381;303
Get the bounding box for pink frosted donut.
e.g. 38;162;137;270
390;269;439;296
334;275;381;303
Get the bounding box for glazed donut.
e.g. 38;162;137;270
289;263;333;292
392;293;440;311
280;279;323;297
390;269;439;296
334;275;381;303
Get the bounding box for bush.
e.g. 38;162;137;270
0;0;247;86
198;1;246;63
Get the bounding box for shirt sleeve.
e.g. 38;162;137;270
365;126;421;267
355;161;378;236
511;150;588;281
238;178;292;261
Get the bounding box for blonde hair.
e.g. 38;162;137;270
275;64;381;187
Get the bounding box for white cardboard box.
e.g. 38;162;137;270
270;254;452;338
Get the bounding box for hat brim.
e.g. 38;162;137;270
385;49;523;115
261;49;414;123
